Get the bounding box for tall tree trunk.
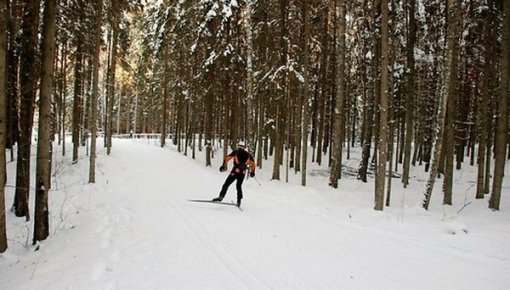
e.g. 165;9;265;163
476;2;494;199
423;0;460;210
33;0;56;244
14;0;41;220
107;4;119;155
375;0;389;211
402;0;416;188
329;0;346;188
442;0;461;206
161;20;170;148
0;0;9;253
358;1;378;183
89;0;103;183
6;0;21;154
476;58;490;198
244;0;255;148
301;0;310;186
315;3;330;167
72;42;83;163
61;42;67;156
272;0;289;180
489;0;510;210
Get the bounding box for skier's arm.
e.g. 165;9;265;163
247;155;256;174
220;151;236;171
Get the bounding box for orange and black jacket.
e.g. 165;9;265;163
223;149;256;175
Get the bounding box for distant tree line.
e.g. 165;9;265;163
0;0;508;252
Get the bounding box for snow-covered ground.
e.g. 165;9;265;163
1;138;509;290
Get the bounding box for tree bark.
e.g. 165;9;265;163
89;0;103;183
423;0;460;210
244;0;255;149
6;0;21;153
161;17;171;148
358;0;379;183
442;2;460;206
375;0;389;211
441;0;462;206
272;0;289;180
14;0;41;220
489;0;510;210
107;1;119;155
402;0;416;188
33;0;56;244
72;41;83;163
329;0;346;188
476;4;494;199
0;0;9;252
301;0;310;186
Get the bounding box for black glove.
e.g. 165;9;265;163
250;171;255;177
219;165;226;172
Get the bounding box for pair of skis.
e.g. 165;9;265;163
188;199;243;211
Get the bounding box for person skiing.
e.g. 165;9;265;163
213;141;256;207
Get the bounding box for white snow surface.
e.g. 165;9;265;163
1;138;509;290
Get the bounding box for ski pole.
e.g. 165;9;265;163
252;174;261;186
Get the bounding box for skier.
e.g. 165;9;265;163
213;141;256;207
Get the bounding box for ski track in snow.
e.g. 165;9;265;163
103;144;269;289
164;192;270;290
153;157;270;289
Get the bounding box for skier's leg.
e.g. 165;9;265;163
235;174;245;205
215;174;236;201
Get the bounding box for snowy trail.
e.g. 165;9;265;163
1;138;509;290
101;140;507;290
97;142;270;289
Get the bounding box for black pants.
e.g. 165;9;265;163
219;172;245;201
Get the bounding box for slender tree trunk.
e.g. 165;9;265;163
161;22;170;148
244;0;255;148
489;0;510;210
423;0;460;210
375;0;389;211
315;1;331;167
476;4;494;199
358;1;379;183
0;0;9;252
89;0;103;183
272;0;289;180
63;43;68;155
72;42;83;163
6;0;21;154
256;95;264;168
14;0;41;220
316;4;329;166
33;0;56;244
107;5;119;155
204;75;214;166
402;0;416;188
442;0;461;205
330;0;346;188
301;0;310;186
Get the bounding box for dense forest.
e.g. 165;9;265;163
0;0;509;251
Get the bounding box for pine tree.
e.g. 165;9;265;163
0;0;8;253
423;0;461;210
402;0;416;188
329;0;346;188
89;0;103;183
33;0;57;244
375;0;390;211
489;0;510;210
14;0;41;220
301;0;310;186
